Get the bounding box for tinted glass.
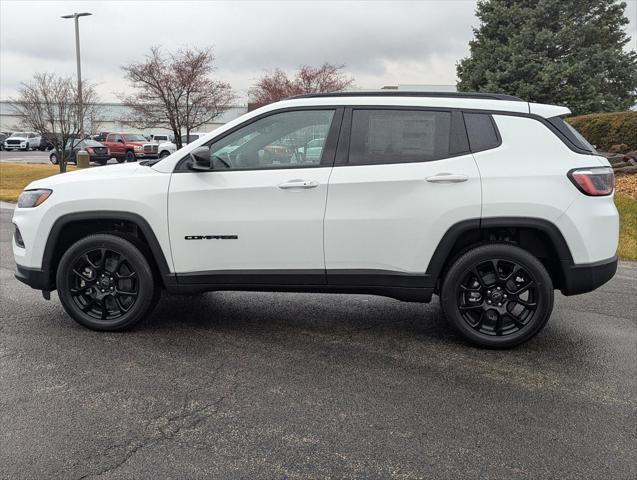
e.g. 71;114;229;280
207;110;335;170
348;110;452;165
464;113;499;151
123;134;146;142
547;116;596;153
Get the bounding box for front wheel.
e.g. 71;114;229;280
125;151;136;163
440;244;554;349
49;152;58;164
23;143;29;151
159;150;170;159
56;234;157;331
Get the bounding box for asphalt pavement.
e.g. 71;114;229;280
0;149;119;165
0;205;635;479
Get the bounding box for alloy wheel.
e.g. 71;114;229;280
457;259;538;336
68;247;139;320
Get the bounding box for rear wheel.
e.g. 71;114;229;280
440;244;553;349
56;234;157;331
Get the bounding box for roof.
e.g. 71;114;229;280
289;90;524;102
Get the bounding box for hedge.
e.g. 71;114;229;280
566;111;637;152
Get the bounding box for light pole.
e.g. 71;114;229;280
61;12;92;136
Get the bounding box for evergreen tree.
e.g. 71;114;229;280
457;0;637;114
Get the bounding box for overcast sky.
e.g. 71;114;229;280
1;0;635;104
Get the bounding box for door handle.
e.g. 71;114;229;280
426;173;469;183
277;179;319;190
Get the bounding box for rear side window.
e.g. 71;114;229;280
547;116;596;153
349;109;451;165
463;113;500;151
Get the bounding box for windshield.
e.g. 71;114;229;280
12;132;29;137
123;134;147;142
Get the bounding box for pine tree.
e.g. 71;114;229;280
457;0;637;114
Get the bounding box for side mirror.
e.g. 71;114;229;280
188;146;212;171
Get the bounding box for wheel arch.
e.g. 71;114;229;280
426;217;574;291
42;211;171;290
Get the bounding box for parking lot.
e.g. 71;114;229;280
0;205;635;479
0;149;122;165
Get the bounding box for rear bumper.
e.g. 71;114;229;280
560;256;617;296
15;264;53;291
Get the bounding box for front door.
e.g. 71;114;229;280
168;108;342;285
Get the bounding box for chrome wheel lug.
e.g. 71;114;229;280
487;300;492;304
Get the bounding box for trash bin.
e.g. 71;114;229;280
76;149;90;169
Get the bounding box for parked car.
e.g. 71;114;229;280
0;132;8;150
93;132;110;142
38;134;55;151
49;139;111;166
157;133;208;159
102;133;151;163
12;91;618;348
3;132;41;151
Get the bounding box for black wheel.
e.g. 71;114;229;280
56;234;157;331
96;158;108;166
23;142;29;151
49;152;58;164
116;157;125;163
440;244;554;349
159;150;170;159
125;151;136;162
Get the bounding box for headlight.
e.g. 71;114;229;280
134;145;143;151
17;189;52;208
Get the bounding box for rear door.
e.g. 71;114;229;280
324;108;481;287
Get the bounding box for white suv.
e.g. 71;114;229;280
12;92;618;348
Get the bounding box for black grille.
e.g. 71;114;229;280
93;147;107;155
7;139;21;145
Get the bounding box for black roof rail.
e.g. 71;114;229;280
288;90;524;102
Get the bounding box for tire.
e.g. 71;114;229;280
49;152;58;165
56;234;157;331
96;158;108;166
440;244;554;349
116;157;125;163
125;150;136;163
159;150;170;159
23;143;29;151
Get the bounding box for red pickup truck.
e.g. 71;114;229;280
102;133;154;163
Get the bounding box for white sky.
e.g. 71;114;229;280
1;0;635;103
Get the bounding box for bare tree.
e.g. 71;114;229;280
121;46;234;149
10;73;101;173
249;63;354;107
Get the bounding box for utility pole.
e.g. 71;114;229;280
61;12;92;136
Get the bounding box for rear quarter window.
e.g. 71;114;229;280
463;113;500;152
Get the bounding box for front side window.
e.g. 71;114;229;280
206;109;335;170
123;134;146;142
348;110;452;165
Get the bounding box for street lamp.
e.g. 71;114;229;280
61;12;92;135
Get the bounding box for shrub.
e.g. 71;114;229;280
566;111;637;151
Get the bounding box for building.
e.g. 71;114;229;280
0;101;248;136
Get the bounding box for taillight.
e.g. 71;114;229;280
567;167;614;196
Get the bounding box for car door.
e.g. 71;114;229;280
168;108;343;285
324;108;482;287
105;134;122;158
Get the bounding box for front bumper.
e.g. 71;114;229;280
560;256;618;296
15;264;53;291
